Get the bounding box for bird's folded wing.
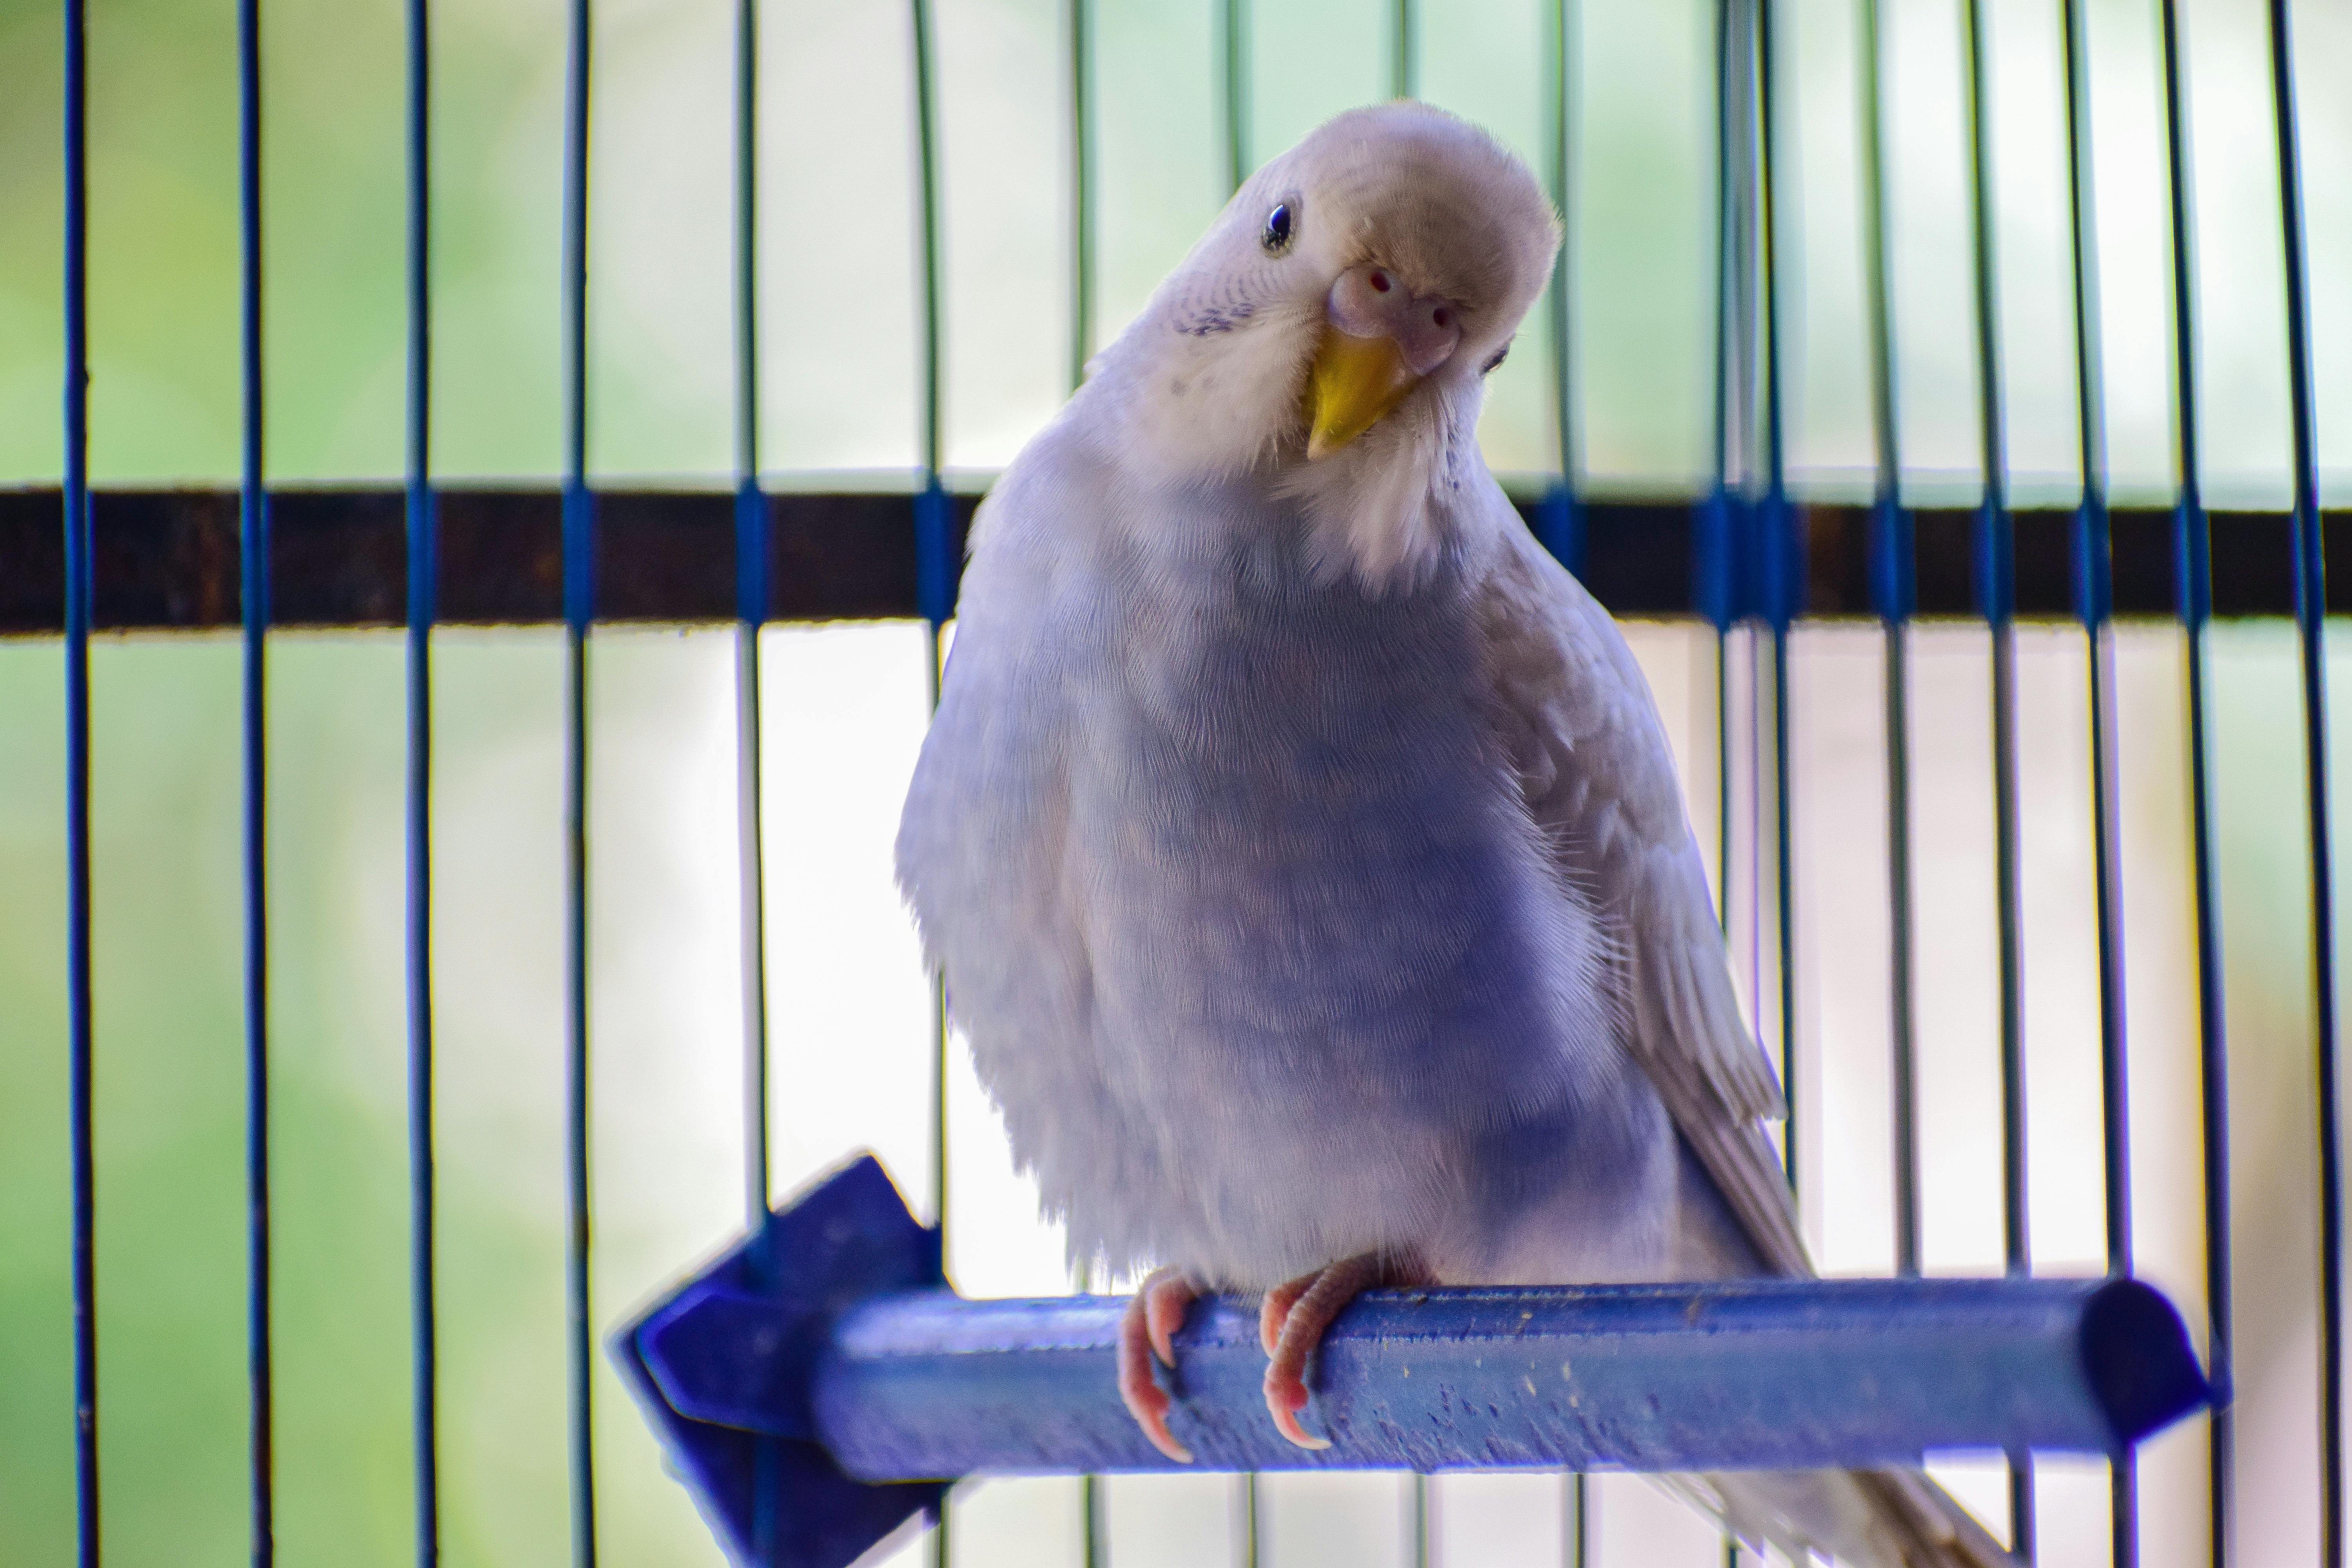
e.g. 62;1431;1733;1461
1476;521;1809;1279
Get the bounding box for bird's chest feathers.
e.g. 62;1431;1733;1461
1094;556;1495;854
1038;542;1579;1067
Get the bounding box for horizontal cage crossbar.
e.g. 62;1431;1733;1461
9;486;2345;632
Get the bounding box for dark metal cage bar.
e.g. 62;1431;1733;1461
236;0;277;1557
2271;0;2344;1552
559;0;599;1560
402;0;440;1553
60;0;98;1563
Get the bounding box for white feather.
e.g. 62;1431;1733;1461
897;102;2015;1568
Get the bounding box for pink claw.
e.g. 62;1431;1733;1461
1259;1277;1309;1356
1259;1252;1425;1451
1118;1268;1199;1463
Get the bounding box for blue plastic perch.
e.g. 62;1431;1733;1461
612;1155;2212;1568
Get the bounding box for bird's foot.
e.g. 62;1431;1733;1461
1118;1266;1200;1463
1258;1250;1430;1450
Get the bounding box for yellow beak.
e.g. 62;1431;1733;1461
1305;328;1419;459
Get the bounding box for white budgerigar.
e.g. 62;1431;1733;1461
896;102;2014;1567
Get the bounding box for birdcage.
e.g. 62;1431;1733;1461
3;0;2345;1563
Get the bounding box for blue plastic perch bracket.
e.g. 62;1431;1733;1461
613;1155;2214;1568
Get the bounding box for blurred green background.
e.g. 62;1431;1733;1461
1;0;2350;1564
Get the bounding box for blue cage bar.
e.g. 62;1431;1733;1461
236;0;277;1557
401;0;440;1556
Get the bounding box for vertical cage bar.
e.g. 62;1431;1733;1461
1065;5;1104;1561
1957;0;2033;1543
1702;0;1755;1053
1855;0;1920;1279
1068;0;1094;390
910;0;943;497
1539;0;1583;574
1711;15;1762;1568
907;0;950;645
907;0;946;1210
733;0;760;521
1703;0;1737;933
906;2;952;1561
2151;0;2230;1553
2264;2;2342;1561
1752;0;1800;1201
558;0;597;1557
236;0;278;1557
1394;1;1427;1550
403;0;440;1558
1548;0;1588;1546
1222;0;1250;192
61;0;98;1559
1215;15;1263;1560
1961;0;2024;1286
1390;0;1416;98
2060;0;2122;1273
2054;0;2138;1557
1565;1473;1588;1568
730;0;776;1554
733;0;769;1242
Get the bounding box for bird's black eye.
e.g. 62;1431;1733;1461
1261;203;1294;254
1481;344;1510;375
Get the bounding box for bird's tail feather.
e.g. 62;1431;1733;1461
1659;1466;2020;1567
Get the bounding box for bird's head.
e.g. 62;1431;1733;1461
1087;102;1559;584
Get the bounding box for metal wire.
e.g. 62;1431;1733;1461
2059;0;2122;1270
732;0;770;1252
1391;0;1416;99
61;0;98;1559
1539;0;1584;576
2149;0;2230;1553
1391;2;1430;1549
1065;8;1107;1561
558;0;598;1557
1546;6;1590;1555
1210;15;1267;1558
1751;0;1798;1203
1955;0;2033;1541
2263;3;2342;1561
1704;0;1737;842
922;641;949;1555
1069;0;1095;389
1702;0;1742;1022
907;4;953;1562
910;0;946;1220
403;0;441;1559
1707;18;1762;1568
1949;0;2035;1546
1222;0;1251;192
731;0;778;1556
2050;0;2137;1558
1855;0;1921;1280
911;0;943;496
236;0;278;1557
